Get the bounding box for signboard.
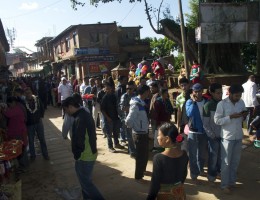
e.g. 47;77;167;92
83;55;115;62
197;2;260;43
74;48;110;56
88;62;108;74
89;63;100;73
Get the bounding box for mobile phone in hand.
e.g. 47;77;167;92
240;110;248;114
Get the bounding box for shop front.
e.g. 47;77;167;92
76;54;117;78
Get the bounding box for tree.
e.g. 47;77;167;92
241;43;257;73
70;0;197;65
70;0;252;74
143;37;177;57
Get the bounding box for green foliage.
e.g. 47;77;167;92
70;0;142;9
144;37;177;57
241;43;257;73
162;5;174;21
174;53;184;72
185;0;199;29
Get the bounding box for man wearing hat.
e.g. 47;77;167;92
146;72;156;86
185;83;208;182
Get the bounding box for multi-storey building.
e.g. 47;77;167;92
0;19;10;82
35;37;54;76
50;22;150;79
117;26;150;63
51;22;119;79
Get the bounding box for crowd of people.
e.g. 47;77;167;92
0;56;259;199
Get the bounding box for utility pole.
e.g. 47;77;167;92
178;0;189;79
257;0;260;75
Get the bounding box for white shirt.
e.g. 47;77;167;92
80;83;87;95
242;80;259;107
214;97;246;140
58;84;72;101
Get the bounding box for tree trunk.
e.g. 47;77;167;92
200;0;247;73
203;43;246;73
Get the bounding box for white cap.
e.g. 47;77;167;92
61;77;66;81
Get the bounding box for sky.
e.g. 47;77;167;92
0;0;190;52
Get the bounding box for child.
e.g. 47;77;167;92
190;60;202;84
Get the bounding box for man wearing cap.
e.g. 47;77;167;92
58;77;72;118
185;83;208;182
146;73;156;86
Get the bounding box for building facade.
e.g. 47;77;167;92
35;37;54;76
0;19;10;82
50;22;150;79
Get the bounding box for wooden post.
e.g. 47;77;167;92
257;1;260;75
178;0;190;79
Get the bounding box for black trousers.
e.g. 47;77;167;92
132;133;149;179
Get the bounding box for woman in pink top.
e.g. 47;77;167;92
4;96;28;171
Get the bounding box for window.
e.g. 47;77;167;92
55;45;61;56
90;32;108;47
60;42;63;54
73;32;77;47
66;37;70;52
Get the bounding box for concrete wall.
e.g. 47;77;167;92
197;2;260;43
78;23;119;53
0;42;6;66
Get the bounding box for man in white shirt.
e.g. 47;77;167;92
214;84;247;194
242;75;259;133
80;76;88;95
58;77;72;118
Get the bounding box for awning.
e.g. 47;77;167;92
24;69;43;74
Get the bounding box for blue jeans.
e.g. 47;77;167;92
119;120;126;142
188;133;208;179
246;107;254;134
104;119;120;148
100;114;106;135
27;120;49;158
75;160;104;200
120;119;135;154
126;127;136;154
208;137;221;181
221;139;242;189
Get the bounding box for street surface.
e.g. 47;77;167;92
21;107;259;200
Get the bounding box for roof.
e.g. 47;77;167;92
24;68;43;74
35;37;54;46
111;63;128;71
0;19;10;52
118;26;142;29
51;22;117;43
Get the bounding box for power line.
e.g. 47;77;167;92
71;1;139;48
118;1;138;25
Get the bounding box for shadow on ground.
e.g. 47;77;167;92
20;107;260;200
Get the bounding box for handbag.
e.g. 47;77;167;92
157;183;186;200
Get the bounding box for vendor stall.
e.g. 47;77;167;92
111;63;129;80
0;140;23;200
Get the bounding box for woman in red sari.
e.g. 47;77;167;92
4;96;28;172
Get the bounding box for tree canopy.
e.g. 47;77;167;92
69;0;258;74
143;37;177;57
